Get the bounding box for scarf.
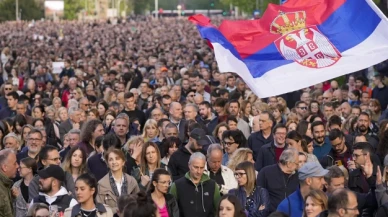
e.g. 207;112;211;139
108;171;128;197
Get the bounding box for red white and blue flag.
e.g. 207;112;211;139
189;0;388;97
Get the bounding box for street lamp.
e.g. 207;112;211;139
177;4;182;18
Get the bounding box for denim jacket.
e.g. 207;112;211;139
229;186;270;217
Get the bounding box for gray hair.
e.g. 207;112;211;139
236;78;245;85
3;132;20;145
185;103;199;112
68;106;81;116
0;148;15;166
189;152;206;164
206;143;223;158
279;148;299;165
199;79;207;86
68;129;81;135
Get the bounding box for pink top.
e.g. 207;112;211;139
157;203;169;217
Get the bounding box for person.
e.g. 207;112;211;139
248;112;274;161
217;194;247;217
96;148;139;213
170;152;221;217
227;148;255;171
257;148;300;213
26;203;49;217
229;161;270;217
326;189;359;217
59;107;82;142
160;137;180;165
16;129;43;164
0;149;19;217
132;142;164;190
255;123;288;171
321;129;353;169
122;191;160;217
286;131;318;163
222;130;247;166
30;165;78;213
62;146;88;182
78;119;105;157
303;190;328;217
311;121;332;159
64;173;114;217
204;144;237;195
168;128;210;181
116;194;136;217
13;157;37;217
148;168;179;217
277;162;328;217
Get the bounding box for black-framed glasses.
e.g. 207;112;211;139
234;172;246;178
222;141;236;147
332;138;344;148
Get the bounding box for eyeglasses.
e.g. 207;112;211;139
234;172;246;178
222;141;236;147
47;157;61;162
298;107;308;110
332;138;343;148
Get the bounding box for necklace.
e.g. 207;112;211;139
80;208;96;217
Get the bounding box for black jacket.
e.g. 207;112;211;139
248;131;273;162
348;167;377;194
168;146;192;181
257;164;299;213
254;142;287;171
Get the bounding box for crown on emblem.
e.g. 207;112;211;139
270;11;306;35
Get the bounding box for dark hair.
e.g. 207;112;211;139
213;97;227;108
39;145;58;163
324;166;345;185
353;142;372;155
20;157;37;175
148;168;170;193
217;194;246;217
97;100;109;113
124;92;134;99
100;133;121;151
328;115;342;128
226;115;238;124
311;121;325;132
32;119;44;127
328;129;344;141
13;114;27;130
301;135;313;153
76;173;98;201
273;123;287;134
359;111;370;120
222;130;246;148
157;118;170;128
33;105;45;115
286;130;302;142
7;91;19;100
123;191;158;217
80;119;103;143
351;90;361;100
296;120;309;136
118;194;136;213
328;189;353;214
161;137;181;158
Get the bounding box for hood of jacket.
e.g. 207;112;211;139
184;172;210;184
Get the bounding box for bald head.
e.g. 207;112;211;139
169;102;183;121
323;90;333;103
194;94;204;105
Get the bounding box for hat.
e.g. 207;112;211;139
38;165;65;182
384;155;388;166
160;67;168;72
298;162;329;180
190;128;210;146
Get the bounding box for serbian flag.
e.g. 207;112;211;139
189;0;388;97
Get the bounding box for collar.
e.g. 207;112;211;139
71;203;107;217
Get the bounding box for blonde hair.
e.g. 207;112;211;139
142;119;159;140
253;102;270;114
227;148;253;171
124;135;144;152
55;107;68;121
235;161;256;195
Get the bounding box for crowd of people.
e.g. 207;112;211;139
0;15;387;217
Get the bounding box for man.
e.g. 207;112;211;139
197;101;219;134
360;92;370;105
354;112;379;150
113;114;130;146
230;78;246;97
257;148;299;213
172;85;184;102
3;132;21;153
0;91;18;120
59;107;82;142
59;129;81;160
277;162;328;217
324;166;346;194
204;144;237;195
138;82;150;107
0;82;13;109
341;102;352;119
0;149;19;217
222;130;246;166
151;108;164;122
351;105;361;117
226;75;236;92
372;74;388;110
228;99;250;138
355;76;372;96
16;129;43;163
312;121;332;159
161;95;172;114
196;79;210;102
326;189;359;217
16;101;33;124
323;91;333;104
170;152;221;217
121;92;146;130
213;98;227;123
295;101;309;121
168;128;210;181
193;94;204;107
248;111;274;161
333;89;343;103
255;124;287;171
321;129;353;169
156;119;171;142
30;165;77;213
184;103;198;121
79;97;90;112
29;145;75;201
169;102;186;142
323;102;335;121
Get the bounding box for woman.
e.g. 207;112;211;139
26;203;49;217
88;108;99;121
32;119;44;129
227;116;238;131
14;157;37;217
51;88;61;100
103;110;116;133
52;96;62;110
78;119;105;157
13;114;27;137
303;190;328;217
31;105;58;146
369;99;382;122
213;123;229;144
348;90;361;106
20;124;33;149
160;137;180;166
286;131;318;163
142;119;160;142
229;161;270;217
72;87;84;101
286;120;298;132
55;107;68;126
240;100;252;124
64;173;114;217
132;142;163;190
218;194;247;217
296;120;313;138
309;101;323;117
148;168;179;217
227;148;255;172
104;89;117;104
123;192;160;217
96;148;139;212
98;100;109;121
62;146;88;181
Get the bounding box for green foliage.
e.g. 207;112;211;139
64;0;83;20
0;0;44;22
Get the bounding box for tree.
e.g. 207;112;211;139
64;0;83;20
0;0;44;22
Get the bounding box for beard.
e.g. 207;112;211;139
359;125;368;133
39;184;52;194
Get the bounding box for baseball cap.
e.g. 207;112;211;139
298;162;329;180
38;165;65;182
190;128;210;146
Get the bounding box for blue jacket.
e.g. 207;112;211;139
229;186;270;217
313;137;332;159
277;188;304;217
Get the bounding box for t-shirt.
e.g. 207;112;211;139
158;204;169;217
275;147;285;162
80;208;97;217
20;180;29;203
